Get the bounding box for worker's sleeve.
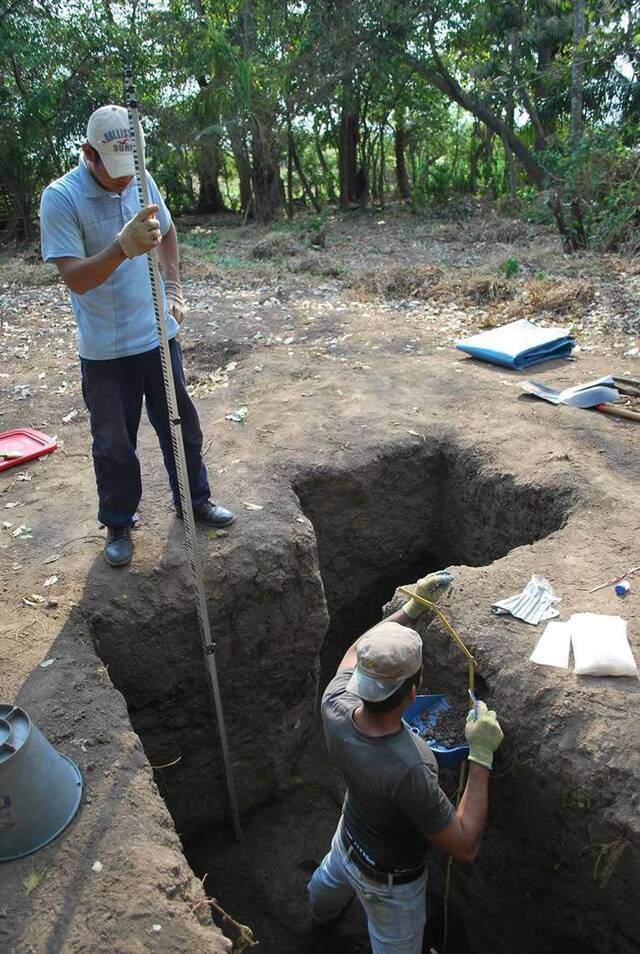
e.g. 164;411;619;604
321;669;359;721
147;173;172;236
393;760;455;836
40;187;85;262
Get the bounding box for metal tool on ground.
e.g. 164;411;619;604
521;378;640;422
123;68;241;840
613;375;640;396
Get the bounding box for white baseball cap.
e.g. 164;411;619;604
86;105;144;178
346;621;423;702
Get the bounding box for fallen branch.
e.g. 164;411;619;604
191;895;258;951
589;564;640;593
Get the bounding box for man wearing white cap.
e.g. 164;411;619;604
40;105;234;567
308;570;503;953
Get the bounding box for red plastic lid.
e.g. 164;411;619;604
0;429;58;473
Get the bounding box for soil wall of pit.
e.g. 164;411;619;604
89;519;329;835
375;591;640;954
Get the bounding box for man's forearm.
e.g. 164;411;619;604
456;762;489;858
159;223;180;282
56;242;126;294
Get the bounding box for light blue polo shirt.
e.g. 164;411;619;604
40;156;179;361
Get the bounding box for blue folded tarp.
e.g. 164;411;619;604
456;319;575;370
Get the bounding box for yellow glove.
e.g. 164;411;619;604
465;700;503;770
402;570;453;619
117;205;161;258
165;280;186;325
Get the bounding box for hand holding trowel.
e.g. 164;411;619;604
521;375;640;422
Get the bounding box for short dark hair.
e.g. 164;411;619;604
362;667;423;715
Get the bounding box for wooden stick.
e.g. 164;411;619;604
596;403;640;422
589;564;640;594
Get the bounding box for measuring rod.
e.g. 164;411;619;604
123;68;241;840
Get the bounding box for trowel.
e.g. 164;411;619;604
521;375;640;421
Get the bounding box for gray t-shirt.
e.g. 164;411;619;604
322;670;455;871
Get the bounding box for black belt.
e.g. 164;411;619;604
340;825;425;886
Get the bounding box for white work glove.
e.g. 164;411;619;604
117;205;161;258
165;280;186;326
401;570;454;619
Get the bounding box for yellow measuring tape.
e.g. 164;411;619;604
398;587;476;954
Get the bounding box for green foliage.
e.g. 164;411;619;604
272;211;327;235
546;127;640;251
0;0;638;246
501;257;520;278
179;232;220;250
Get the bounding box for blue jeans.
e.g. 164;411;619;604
308;824;428;954
80;339;210;527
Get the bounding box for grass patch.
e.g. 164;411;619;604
501;277;594;319
355;265;515;305
179;232;220;250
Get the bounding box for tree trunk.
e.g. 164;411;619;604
228;127;253;216
407;54;545;187
338;81;359;208
548;193;588;251
197;137;226;214
481;127;496;196
468;123;480;194
394;107;410;199
569;0;586;149
409;146;418;209
314;132;336;203
250;119;284;224
378;123;385;209
286;120;294;219
532;40;560;143
290;131;321;212
501;135;518;197
519;86;548;152
503;31;518;196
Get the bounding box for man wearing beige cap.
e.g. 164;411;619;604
308;570;503;953
40;105;234;567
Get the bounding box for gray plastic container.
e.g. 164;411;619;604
0;704;83;861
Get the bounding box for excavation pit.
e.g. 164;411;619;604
92;439;574;839
82;438;640;954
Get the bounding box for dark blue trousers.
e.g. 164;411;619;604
81;339;210;527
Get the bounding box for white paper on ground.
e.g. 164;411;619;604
570;613;638;677
492;574;561;625
529;621;572;669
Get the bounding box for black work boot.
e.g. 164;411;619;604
176;500;235;528
104;526;133;567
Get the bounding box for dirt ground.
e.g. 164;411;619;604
1;205;639;953
2;205;638;700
